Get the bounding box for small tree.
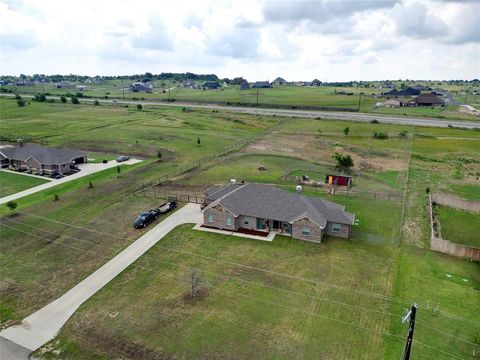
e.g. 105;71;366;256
71;96;79;104
344;126;350;135
88;181;94;189
6;201;17;214
197;137;201;145
157;150;162;159
94;100;100;106
17;99;26;107
137;104;143;110
332;152;354;172
189;268;202;298
53;194;59;201
117;165;121;175
425;187;430;194
60;96;67;103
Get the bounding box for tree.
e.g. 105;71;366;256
189;268;202;298
88;181;94;189
53;194;59;201
17;99;26;107
332;152;354;172
60;96;67;103
71;96;79;104
34;94;46;102
157;150;162;159
197;137;201;145
6;200;17;214
117;166;121;175
425;187;430;194
94;100;100;106
343;126;350;135
137;104;143;110
373;131;389;140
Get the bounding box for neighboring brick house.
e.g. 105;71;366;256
202;183;355;243
0;143;87;175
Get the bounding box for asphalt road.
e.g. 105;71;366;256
0;204;202;355
2;94;479;129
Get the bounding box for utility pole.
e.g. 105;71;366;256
169;87;171;101
402;304;418;360
256;88;259;106
357;92;362;111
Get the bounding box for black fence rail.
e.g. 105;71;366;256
134;187;205;204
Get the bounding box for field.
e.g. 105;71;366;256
436;205;480;248
0;171;49;197
0;99;479;359
4;81;480;121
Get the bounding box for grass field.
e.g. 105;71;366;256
436;205;480;248
0;171;49;197
1;99;479;359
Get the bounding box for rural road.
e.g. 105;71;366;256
0;159;141;205
2;94;479;129
0;203;202;358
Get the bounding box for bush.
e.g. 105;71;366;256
157;150;162;159
17;99;26;107
137;104;143;110
425;187;430;194
332;152;354;172
71;96;80;104
370;119;379;124
34;94;47;102
399;130;408;138
14;93;21;100
88;181;94;189
343;127;350;135
53;194;59;201
60;96;67;103
6;200;17;213
94;100;100;106
373;131;389;140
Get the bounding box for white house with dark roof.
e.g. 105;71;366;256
202;183;355;243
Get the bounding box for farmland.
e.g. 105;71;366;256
0;99;479;359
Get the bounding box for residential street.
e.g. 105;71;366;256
0;203;202;357
0;159;141;205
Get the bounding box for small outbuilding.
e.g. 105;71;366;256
384;99;402;108
326;174;352;187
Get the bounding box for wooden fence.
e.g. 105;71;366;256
428;194;480;261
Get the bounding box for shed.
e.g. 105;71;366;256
326;174;352;187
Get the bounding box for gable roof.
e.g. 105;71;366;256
383;88;420;97
204;183;354;227
0;144;86;165
273;77;287;83
413;93;444;105
253;81;272;88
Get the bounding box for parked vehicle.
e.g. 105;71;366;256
116;155;130;162
133;201;177;229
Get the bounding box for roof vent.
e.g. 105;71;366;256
296;185;303;192
16;139;24;147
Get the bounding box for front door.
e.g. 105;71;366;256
272;220;280;231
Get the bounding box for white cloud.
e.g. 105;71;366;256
0;0;478;80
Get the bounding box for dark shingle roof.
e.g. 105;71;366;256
0;144;86;165
414;93;444;105
383;88;420;97
204;183;354;227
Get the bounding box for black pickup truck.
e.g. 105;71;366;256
133;200;177;229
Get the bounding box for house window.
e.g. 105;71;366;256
332;223;342;233
226;216;232;226
302;227;310;236
243;217;250;225
207;214;214;223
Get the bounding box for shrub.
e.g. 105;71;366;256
332;152;354;172
399;130;408;138
197;137;201;145
6;200;17;213
157;150;162;159
137;104;143;110
425;187;430;194
60;96;67;103
94;100;100;106
34;94;47;102
71;96;80;104
88;181;94;189
373;131;389;140
343;127;350;135
17;99;26;107
370;119;379;124
53;194;59;201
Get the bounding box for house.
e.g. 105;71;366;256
202;182;355;243
309;79;322;86
384;99;402;108
129;82;153;93
379;82;395;89
325;174;352;187
272;77;287;86
76;85;87;91
409;93;445;107
182;80;199;89
382;88;420;97
0;142;87;175
294;81;306;87
56;81;74;89
252;81;272;88
202;81;221;90
240;81;250;90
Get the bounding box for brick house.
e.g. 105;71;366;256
202;183;355;243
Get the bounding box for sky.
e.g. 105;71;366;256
0;0;479;81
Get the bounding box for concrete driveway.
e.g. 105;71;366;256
0;203;202;356
0;159;142;205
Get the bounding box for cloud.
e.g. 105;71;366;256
131;19;174;51
445;3;480;44
394;3;448;39
205;28;261;58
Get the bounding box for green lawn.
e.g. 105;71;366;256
437;205;480;248
0;171;49;197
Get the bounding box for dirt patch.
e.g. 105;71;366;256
182;287;209;305
258;166;267;171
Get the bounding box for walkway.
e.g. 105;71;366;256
0;203;202;355
193;223;276;242
0;159;142;205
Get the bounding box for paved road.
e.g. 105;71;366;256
0;203;202;356
0;159;141;205
2;94;478;129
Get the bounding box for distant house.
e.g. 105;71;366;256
252;81;272;88
129;82;153;93
202;81;221;90
382;88;420;97
15;80;35;86
294;81;306;87
409;93;445;107
379;82;395;89
0;142;87;175
240;81;250;90
309;79;322;86
384;99;402;108
56;81;74;89
182;80;199;89
413;84;428;91
231;77;245;85
85;78;92;83
272;77;287;86
76;85;87;91
202;182;355;243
